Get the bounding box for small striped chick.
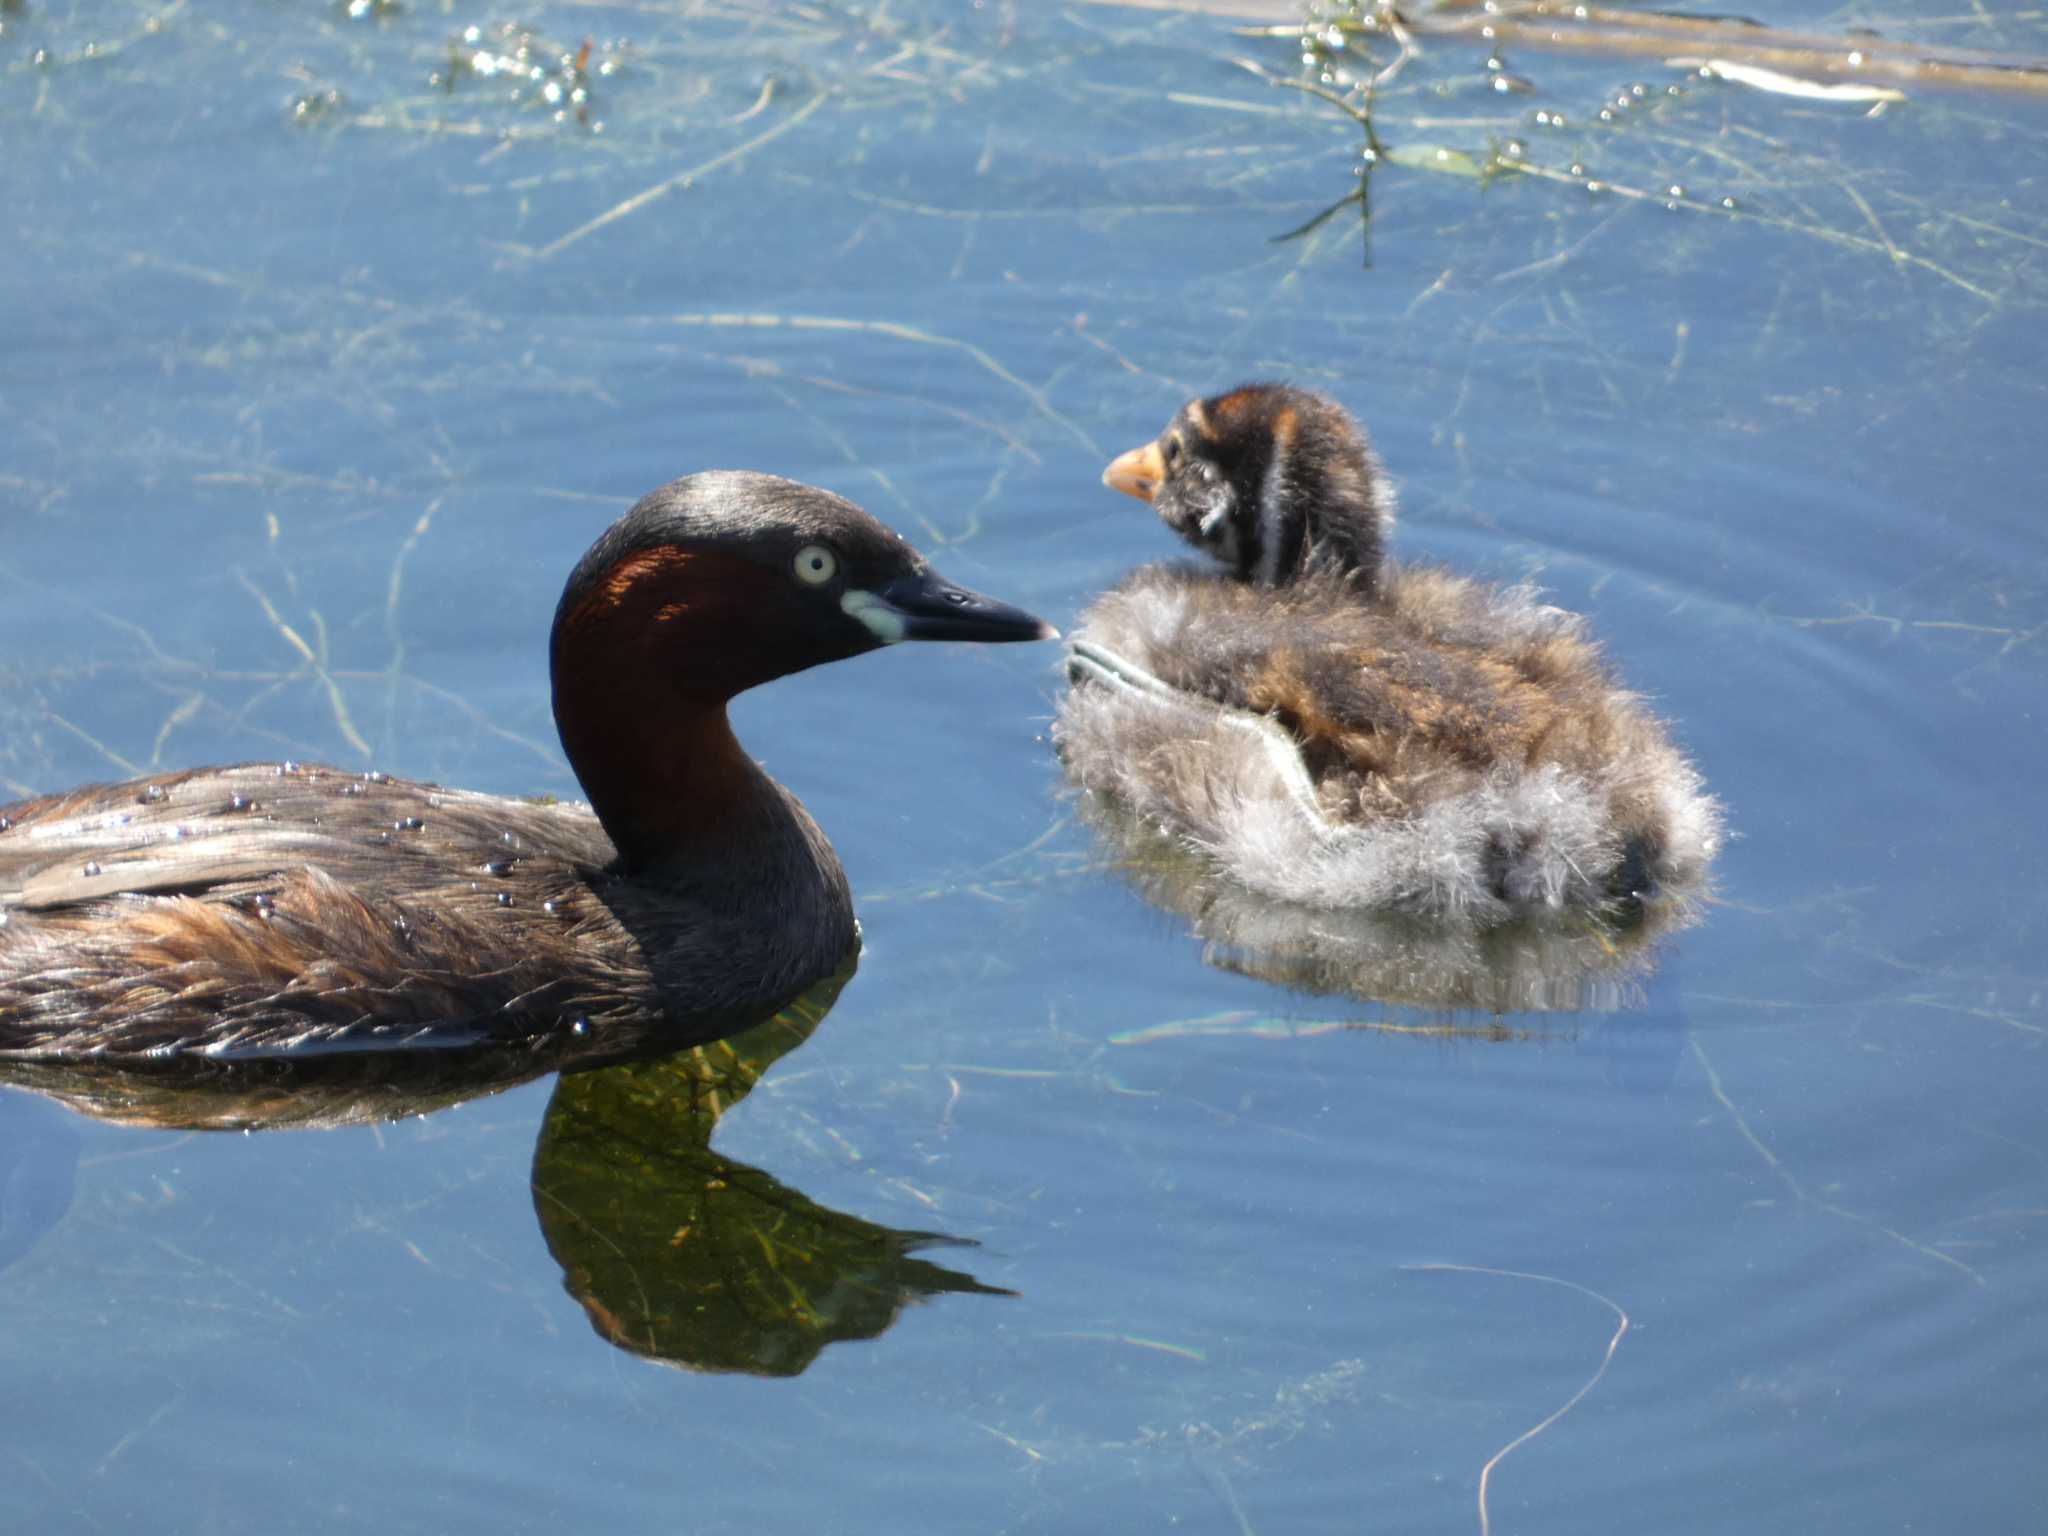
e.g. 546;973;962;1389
1055;383;1720;923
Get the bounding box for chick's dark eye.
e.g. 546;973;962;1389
1162;436;1184;470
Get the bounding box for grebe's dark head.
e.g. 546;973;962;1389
1101;384;1392;589
550;471;1053;868
552;471;1053;699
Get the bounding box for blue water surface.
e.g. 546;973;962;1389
4;1;2047;1531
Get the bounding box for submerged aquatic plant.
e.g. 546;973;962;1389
1219;0;2048;298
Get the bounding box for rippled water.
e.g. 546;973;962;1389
4;1;2047;1530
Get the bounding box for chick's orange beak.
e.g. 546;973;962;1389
1101;441;1166;503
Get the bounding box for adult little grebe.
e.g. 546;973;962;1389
1055;384;1720;922
0;471;1053;1061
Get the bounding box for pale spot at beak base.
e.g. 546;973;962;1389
841;589;907;644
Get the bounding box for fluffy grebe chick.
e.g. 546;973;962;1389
0;471;1054;1061
1055;384;1720;922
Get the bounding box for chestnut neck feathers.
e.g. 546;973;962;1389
548;470;1053;876
551;539;821;878
1105;383;1392;593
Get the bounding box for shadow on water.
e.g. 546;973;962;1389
534;1011;1012;1376
1073;789;1699;1018
0;956;1009;1374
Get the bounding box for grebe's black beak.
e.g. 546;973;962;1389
846;567;1058;645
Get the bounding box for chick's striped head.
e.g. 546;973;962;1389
1102;384;1394;591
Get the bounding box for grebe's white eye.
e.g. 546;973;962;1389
792;543;838;586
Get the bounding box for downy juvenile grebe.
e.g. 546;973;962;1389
0;471;1054;1061
1055;384;1720;923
